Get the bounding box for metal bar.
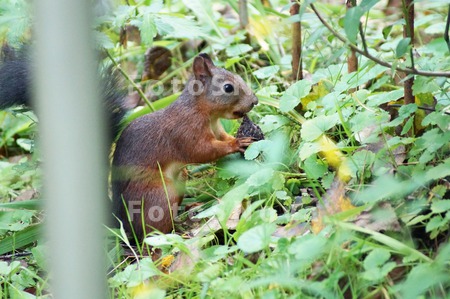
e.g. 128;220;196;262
34;0;107;298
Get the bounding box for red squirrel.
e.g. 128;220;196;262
111;53;258;240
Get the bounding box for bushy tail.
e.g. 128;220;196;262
0;45;30;109
0;45;128;142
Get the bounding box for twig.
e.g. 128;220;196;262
359;22;368;54
106;51;156;112
310;3;450;78
388;103;450;115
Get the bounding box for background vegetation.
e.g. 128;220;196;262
0;0;449;298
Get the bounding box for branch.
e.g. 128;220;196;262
310;3;450;78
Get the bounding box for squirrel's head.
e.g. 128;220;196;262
190;53;258;119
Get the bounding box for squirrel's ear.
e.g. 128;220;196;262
193;54;214;81
198;53;215;68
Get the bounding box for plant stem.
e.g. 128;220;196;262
291;0;303;81
346;0;358;74
402;0;415;105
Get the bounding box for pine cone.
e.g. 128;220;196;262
236;115;264;141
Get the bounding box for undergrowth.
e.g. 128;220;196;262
0;0;449;298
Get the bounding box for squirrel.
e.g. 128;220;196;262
112;53;258;240
0;47;258;241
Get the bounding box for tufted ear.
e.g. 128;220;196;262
193;53;214;82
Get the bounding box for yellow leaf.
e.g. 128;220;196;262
316;135;351;182
338;195;355;212
130;283;165;299
161;254;175;269
300;81;330;110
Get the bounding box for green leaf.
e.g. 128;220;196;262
147;0;163;12
140;14;157;45
425;215;446;232
344;7;364;44
367;89;403;106
360;0;380;11
303;156;327;179
348;150;375;177
300;114;339;141
256;85;278;97
217;184;250;226
288;234;327;261
225;56;243;68
353;175;421;204
387;103;417;127
395;38;411;58
246;168;275;187
413;76;440;95
422;112;449;131
31;245;47;270
399;264;447;299
259;115;289;133
197;263;223;282
382;25;393;39
401;116;414;135
226;44;253;57
364;248;390;269
155;15;205;39
237;223;276;253
279;80;313;112
0;224;41;255
244;140;273;160
298;142;321;161
275;191;290;200
431;200;450;214
362;248;396;282
0;260;20;276
0;199;41;210
253;66;280;79
182;0;224;38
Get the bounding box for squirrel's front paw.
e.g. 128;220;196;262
236;137;257;153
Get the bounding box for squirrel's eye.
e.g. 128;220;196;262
223;84;234;93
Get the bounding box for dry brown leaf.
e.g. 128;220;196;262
312;178;355;234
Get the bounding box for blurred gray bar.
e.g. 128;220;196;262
34;0;107;298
